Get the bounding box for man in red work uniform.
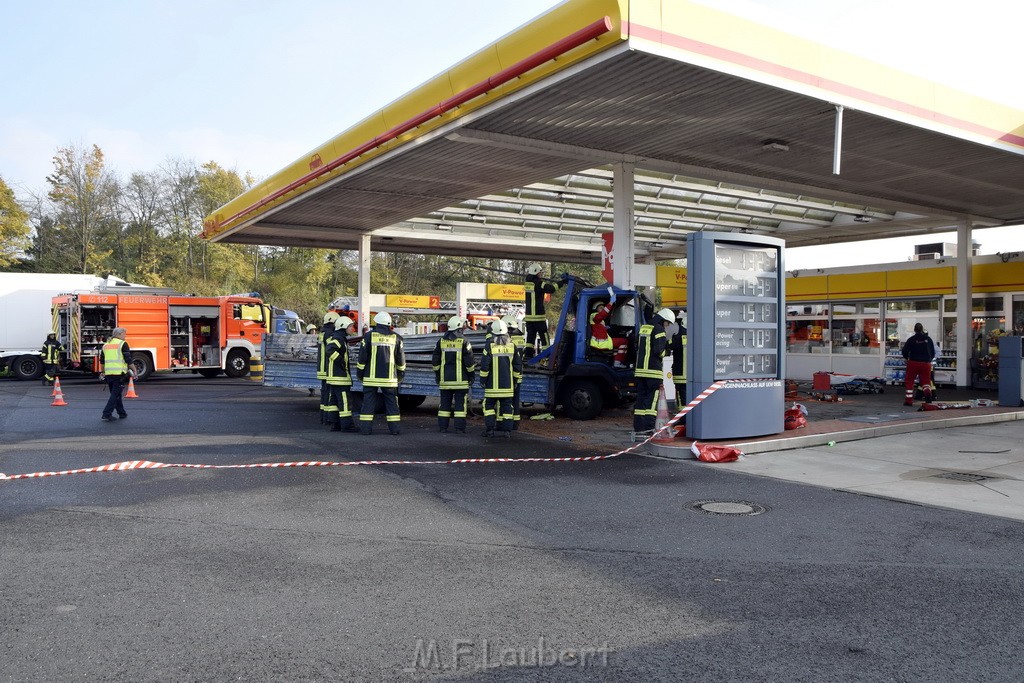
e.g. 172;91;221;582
588;287;629;368
901;322;936;406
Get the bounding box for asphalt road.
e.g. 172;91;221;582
2;374;1022;682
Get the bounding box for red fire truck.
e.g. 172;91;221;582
52;290;268;380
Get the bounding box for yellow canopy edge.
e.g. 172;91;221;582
203;0;627;240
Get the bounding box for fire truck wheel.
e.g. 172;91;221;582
224;349;250;378
130;352;154;381
561;379;604;421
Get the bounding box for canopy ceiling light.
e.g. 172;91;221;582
761;139;789;152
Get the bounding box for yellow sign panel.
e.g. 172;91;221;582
486;283;526;300
827;272;886;298
786;275;827;301
886;267;954;296
655;266;687;288
385;294;435;309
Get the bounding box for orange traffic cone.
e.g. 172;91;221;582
51;377;61;396
651;388;679;443
51;381;68;407
124;377;139;399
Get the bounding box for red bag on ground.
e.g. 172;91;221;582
784;402;808;430
690;442;742;463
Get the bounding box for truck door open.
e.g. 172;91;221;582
169;306;221;368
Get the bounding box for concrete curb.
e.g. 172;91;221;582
647;409;1024;459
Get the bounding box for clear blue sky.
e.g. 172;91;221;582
2;0;1021;265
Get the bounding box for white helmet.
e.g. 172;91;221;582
323;311;340;325
526;263;543;275
447;315;464;331
500;314;519;330
374;311;393;326
335;316;355;330
655;308;675;324
490;319;508;335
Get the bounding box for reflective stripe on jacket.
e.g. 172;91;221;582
315;324;335;380
479;335;522;398
588;306;613;351
357;325;406;388
325;331;353;386
523;276;559;322
42;339;64;363
670;328;687;383
102;339;128;375
432;331;476;389
634;324;666;380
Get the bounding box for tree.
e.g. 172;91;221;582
45;144;120;273
0;176;31;268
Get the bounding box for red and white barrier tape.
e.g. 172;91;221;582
0;380;748;482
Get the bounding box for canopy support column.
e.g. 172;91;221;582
955;218;973;389
832;104;844;175
357;234;371;333
612;162;636;289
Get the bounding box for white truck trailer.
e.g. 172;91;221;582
0;273;128;380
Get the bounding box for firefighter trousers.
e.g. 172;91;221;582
360;386;400;435
525;321;549;352
438;388;469;432
633;377;662;432
326;384;356;430
483;396;514;433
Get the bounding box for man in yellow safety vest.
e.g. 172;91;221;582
357;311;406;435
99;327;133;422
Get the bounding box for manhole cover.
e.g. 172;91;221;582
934;472;991;483
685;500;769;516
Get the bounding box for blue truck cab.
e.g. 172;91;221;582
530;276;644;419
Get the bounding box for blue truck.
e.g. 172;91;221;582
261;277;645;419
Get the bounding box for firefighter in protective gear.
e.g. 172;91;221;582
432;315;476;433
588;287;629;368
901;322;936;405
325;316;358;432
357;311;406;435
479;319;522;438
523;263;566;354
98;327;132;421
41;331;65;386
668;310;688;426
501;314;527;429
633;308;674;434
317;311;340;424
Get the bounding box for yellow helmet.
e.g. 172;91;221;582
323;311;340;325
500;314;519;329
335;316;355;330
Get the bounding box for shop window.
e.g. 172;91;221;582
886;299;939;313
831;317;880;354
787;318;829;354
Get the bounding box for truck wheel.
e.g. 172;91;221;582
561;379;604;420
224;349;250;378
130;352;154;381
398;394;426;411
12;354;44;381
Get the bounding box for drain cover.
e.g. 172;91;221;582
934;472;991;483
685;500;769;516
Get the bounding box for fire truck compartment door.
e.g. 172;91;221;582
170;306;219;317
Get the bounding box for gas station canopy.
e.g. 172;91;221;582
202;0;1024;264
